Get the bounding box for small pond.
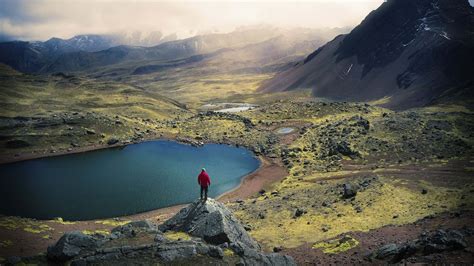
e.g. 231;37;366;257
276;127;295;134
0;140;260;220
201;103;258;113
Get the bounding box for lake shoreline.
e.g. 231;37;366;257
0;134;287;221
108;154;286;222
0;140;287;258
0;133;180;165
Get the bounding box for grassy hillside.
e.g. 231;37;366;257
0;64;189;161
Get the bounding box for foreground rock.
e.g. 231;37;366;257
159;198;260;250
47;231;106;261
43;198;295;265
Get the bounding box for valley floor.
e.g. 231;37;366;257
0;68;473;264
1;155;472;264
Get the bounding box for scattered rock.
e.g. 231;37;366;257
7;256;22;265
5;139;31;149
370;228;470;263
107;138;119;145
293;208;305;218
273;246;283;252
342;183;357;198
374;243;399;259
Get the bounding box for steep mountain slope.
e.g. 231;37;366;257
0;35;116;73
260;0;474;109
45;35;115;53
0;41;51;73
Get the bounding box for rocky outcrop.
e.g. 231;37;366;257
369;228;472;263
159;199;260;250
47;231;106;261
176;137;204;147
45;198;295;265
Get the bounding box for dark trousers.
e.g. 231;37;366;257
200;186;208;200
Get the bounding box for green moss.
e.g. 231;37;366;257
223;248;235;257
0;216;53;234
23;224;52;234
94;219;130;227
52;217;76;225
0;239;13;247
235;178;473;250
312;235;359;254
164;231;192;241
82;229;110;235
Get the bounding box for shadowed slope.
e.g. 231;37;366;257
260;0;474;109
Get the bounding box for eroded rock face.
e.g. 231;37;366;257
159;198;260;250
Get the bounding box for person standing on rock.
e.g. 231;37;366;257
198;168;211;201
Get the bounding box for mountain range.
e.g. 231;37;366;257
1;0;473;110
0;27;346;75
259;0;474;109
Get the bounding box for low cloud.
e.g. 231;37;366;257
0;0;383;41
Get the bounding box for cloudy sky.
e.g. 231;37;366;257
1;0;472;41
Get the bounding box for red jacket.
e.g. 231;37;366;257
198;171;211;187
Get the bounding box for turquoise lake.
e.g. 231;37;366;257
0;140;260;220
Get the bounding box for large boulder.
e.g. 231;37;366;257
159;198;260;250
47;231;105;261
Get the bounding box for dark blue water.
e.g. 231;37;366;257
0;140;259;220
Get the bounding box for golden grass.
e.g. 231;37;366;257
164;231;192;241
94;219;131;227
235;178;473;250
0;216;53;234
82;229;110;235
52;217;76;225
312;235;359;254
